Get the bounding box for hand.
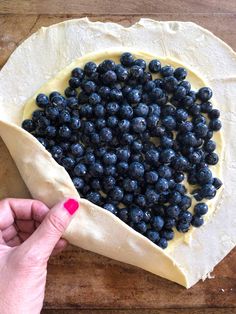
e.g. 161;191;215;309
0;198;79;314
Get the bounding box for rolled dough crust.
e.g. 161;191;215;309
0;18;235;288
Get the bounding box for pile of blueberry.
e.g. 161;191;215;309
22;52;222;249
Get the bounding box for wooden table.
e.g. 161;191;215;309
0;1;236;313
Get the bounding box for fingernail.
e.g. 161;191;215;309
64;199;79;215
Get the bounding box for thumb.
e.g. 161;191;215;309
20;198;79;261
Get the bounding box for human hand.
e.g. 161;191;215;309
0;198;79;314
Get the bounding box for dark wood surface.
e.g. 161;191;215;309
0;1;236;313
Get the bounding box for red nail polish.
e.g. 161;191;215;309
64;199;79;215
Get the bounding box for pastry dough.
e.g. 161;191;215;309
0;18;235;288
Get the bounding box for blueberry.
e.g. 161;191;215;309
69;77;81;88
166;205;180;218
182;132;197;147
205;130;214;140
50;145;63;159
122;193;134;205
110;88;123;102
213;177;223;189
160;136;173;149
163;76;178;92
105;102;119;116
179;195;192;210
160;65;174;77
102;176;116;191
205;152;219;165
176;222;190;233
134;103;149;117
131;140;143;153
162;116;176;131
176;109;188;122
204;140;216;153
74;163;87;176
58;125;71;138
65;87;77;98
174;172;185;183
98;86;111;100
127;89;141;104
200;101;213;113
103;70;117;85
98;59;116;73
165;218;176;229
194;203;208;216
152;216;164;231
146;230;160;243
179;210;193;223
149;59;161;73
150;88;163;101
160;148;175;164
155;178;169;192
157;238;168;249
116;147;130;161
135;195;147;207
69;117;81;130
94;119;106;131
145;149;159;165
72;177;85;190
130;117;146;133
104;203;118;215
87;191;101;205
45;125;57;138
209;119;222;131
115;64;129;82
208;108;220;119
69;143;84;157
109;186;124;202
145;171;159;184
123;178;138;192
146;115;159;129
196;166;212;184
200;184;216;199
100;127;113;142
72;67;84;79
88;162;104;178
120;52;134;67
22;119;35;132
59;142;70;152
116;161;128;175
83;152;95;165
169;191;182;205
189;104;201;115
119;105;133;119
118;119;130;132
82;80;96;95
129;206;144;223
84;61;97;76
106;116;118;128
36;93;49;108
158;165;172;179
197;87;212;101
161;229;174;241
104;165;116;176
128;162;144;179
134;221;147;234
90;178;101;190
191;215;204;227
145;189;159;205
36;116;50;128
174;67;187;81
179;121;193;133
118;208;129;222
188;151;202;164
179;81;191;93
103;152;117;165
174;86;187;100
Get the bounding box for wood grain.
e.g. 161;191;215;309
0;0;236;14
0;0;236;312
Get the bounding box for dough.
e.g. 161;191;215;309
0;18;235;288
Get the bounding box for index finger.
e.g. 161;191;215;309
0;198;49;230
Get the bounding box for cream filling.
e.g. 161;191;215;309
22;49;223;253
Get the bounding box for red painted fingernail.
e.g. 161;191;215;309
64;199;79;215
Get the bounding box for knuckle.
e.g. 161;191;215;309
48;213;66;234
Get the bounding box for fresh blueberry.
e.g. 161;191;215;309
200;183;216;199
99;127;113;142
155;178;169;192
197;87;212;101
145;171;159;184
123;178;138;192
145;189;159;205
178;210;193;224
127;89;141;104
58;125;71;138
129;206;144;224
149;59;161;73
209;118;222;131
65;87;77;98
50;145;63;160
205;152;219;165
160;65;174;77
163;76;178;92
160;148;175;164
104;165;116;176
110;88;123;102
194;203;208;216
69;77;81;88
45;125;57;138
174;172;185;183
72;177;85;190
191;215;204;227
22;119;35;132
134;195;147;208
165;218;176;229
161;229;174;241
89;162;104;177
122;193;134;205
84;61;97;76
103;152;117;165
145;149;159;165
129;162;145;179
72;67;84;79
213;177;223;189
109;186;124;202
90;178;101;190
82;80;96;95
115;64;129;82
131;140;143;153
129;65;144;79
176;222;190;233
196;166;212;184
157;238;168;249
102;176;116;191
104;203;118;215
146;230;160;243
169;191;182;204
103;70;117;85
36;93;49;108
134;103;149;117
152;216;164;231
150;88;163;102
74;163;87;176
116;161;129;174
166;205;180;218
174;67;187;81
179;195;192;210
120;52;134;67
119;105;133;119
208;108;220;119
118;208;129;222
86;191;101;205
